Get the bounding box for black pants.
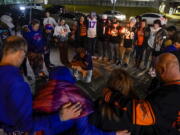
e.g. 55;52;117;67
78;36;87;48
97;40;110;58
135;45;144;62
87;37;96;56
44;51;51;70
59;42;69;65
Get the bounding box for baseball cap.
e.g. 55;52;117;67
45;24;53;30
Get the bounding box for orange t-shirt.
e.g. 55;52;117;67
80;23;87;37
137;30;144;46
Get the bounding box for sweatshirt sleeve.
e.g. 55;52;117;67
8;81;62;133
43;18;46;26
52;18;58;26
66;24;71;33
53;26;59;36
76;116;116;135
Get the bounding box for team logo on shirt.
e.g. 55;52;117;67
33;33;42;41
88;21;97;29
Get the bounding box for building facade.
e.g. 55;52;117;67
48;0;158;7
0;0;43;4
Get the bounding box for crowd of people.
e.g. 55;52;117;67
0;9;180;135
0;11;180;81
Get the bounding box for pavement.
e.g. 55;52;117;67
25;46;152;101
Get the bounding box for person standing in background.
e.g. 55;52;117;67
76;16;87;48
44;24;55;71
120;18;136;68
144;20;162;72
54;19;71;66
134;19;146;68
97;14;110;62
69;21;78;48
43;11;58;28
147;20;167;77
87;12;97;58
23;19;46;79
109;17;121;64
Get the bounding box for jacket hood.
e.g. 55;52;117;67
49;66;76;84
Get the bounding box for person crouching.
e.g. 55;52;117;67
71;48;93;83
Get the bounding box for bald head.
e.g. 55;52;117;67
156;53;180;82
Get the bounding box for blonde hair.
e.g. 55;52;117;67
99;69;135;121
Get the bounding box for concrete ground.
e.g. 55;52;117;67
25;46;152;101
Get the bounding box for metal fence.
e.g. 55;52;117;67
49;0;158;8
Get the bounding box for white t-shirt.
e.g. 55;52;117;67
43;17;58;28
148;27;161;49
53;24;71;41
87;18;97;38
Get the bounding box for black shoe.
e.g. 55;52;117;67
116;61;121;66
116;60;121;65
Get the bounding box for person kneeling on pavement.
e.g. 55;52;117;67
71;48;93;83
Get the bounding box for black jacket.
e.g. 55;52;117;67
89;84;180;135
146;84;180;135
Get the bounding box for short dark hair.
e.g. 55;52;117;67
154;19;161;27
167;26;177;32
31;19;40;26
3;36;27;55
142;19;147;22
